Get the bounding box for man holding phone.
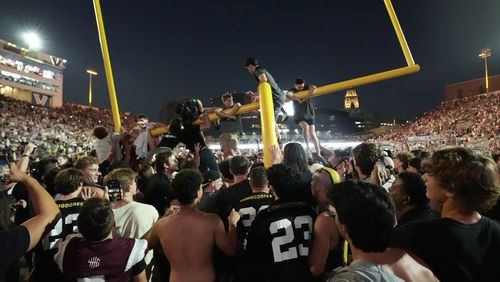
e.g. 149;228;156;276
0;161;60;272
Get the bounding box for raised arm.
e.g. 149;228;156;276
17;143;36;173
7;163;60;251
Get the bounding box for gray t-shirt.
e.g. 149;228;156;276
327;260;404;282
254;66;285;106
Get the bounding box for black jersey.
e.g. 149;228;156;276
30;197;84;282
234;192;275;246
237;200;316;282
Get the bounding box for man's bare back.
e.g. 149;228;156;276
148;207;239;282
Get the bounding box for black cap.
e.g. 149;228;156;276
203;170;221;186
295;78;305;84
245;57;258;67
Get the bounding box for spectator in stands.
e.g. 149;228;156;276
327;180;437;281
352;143;379;182
147;169;240;282
216;156;252;223
286;78;320;155
0;163;60;272
394;152;412;175
238;163;315;282
391;147;500;281
103;168;159;273
309;166;343;278
55;198;147;281
388;172;438;227
30;168;85;281
143;149;178;216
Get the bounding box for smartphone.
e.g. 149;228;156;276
0;155;10;183
106;179;122;201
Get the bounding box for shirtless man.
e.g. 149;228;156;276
147;169;240;282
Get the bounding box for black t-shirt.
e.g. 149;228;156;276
216;179;252;220
177;125;206;152
396;205;439;227
234;192;275;244
31;197;85;281
198;191;219;215
391;217;500;282
237;200;316;282
254;67;285;107
0;225;30;272
289;85;315;120
143;173;176;216
158;134;179;149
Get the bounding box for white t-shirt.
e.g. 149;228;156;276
113;201;159;264
94;133;124;164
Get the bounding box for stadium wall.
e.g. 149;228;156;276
444;75;500;101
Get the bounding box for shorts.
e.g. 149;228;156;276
295;117;315;125
274;106;282;123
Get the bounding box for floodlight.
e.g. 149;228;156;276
22;32;42;51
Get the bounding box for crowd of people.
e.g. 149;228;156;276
0;58;500;282
373;91;499;152
0;95;137;160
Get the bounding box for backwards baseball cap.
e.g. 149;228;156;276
319;166;341;185
203;170;221;186
295;78;305;84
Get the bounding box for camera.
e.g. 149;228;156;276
106;179;122;201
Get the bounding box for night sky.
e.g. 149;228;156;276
1;0;499;122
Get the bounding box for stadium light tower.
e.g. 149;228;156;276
86;69;98;107
22;32;42;51
478;47;492;94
